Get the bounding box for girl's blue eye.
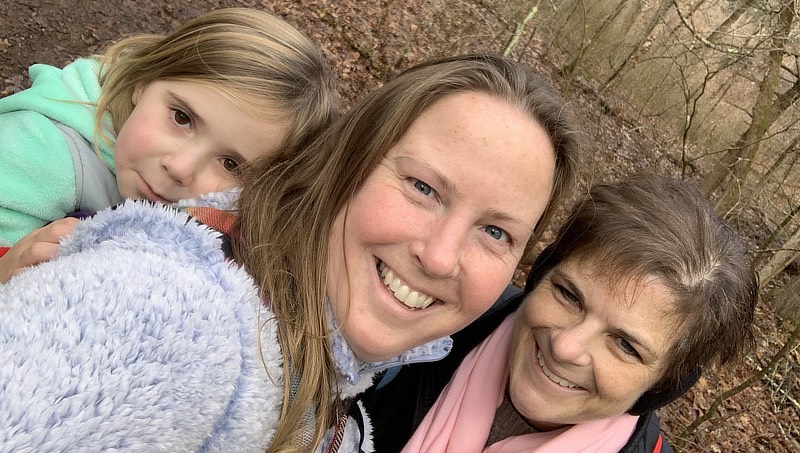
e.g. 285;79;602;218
412;178;434;196
483;225;509;242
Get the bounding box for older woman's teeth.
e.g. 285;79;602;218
537;350;578;389
379;262;435;309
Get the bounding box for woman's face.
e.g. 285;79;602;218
508;257;677;430
327;91;557;362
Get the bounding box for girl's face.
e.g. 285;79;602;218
114;80;290;203
326;91;557;362
508;257;677;430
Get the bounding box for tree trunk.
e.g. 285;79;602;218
766;277;800;321
759;224;800;286
701;1;795;206
599;0;673;93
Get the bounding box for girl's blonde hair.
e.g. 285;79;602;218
94;7;338;158
235;54;580;452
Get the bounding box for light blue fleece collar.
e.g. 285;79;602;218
327;305;453;385
172;193;454;389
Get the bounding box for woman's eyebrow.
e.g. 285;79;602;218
485;208;536;233
394;155;534;232
394;155;457;194
552;269;586;303
617;327;657;359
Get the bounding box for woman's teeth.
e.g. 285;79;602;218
537;350;578;389
379;262;436;309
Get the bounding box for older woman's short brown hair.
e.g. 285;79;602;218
525;175;758;396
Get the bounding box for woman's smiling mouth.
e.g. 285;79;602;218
379;261;437;309
537;350;580;389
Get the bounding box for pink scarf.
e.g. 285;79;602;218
402;314;639;453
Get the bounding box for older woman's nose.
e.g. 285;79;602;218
550;322;593;367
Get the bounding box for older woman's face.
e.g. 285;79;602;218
508;257;677;430
327;91;557;362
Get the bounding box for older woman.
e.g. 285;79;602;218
0;54;580;452
368;176;757;453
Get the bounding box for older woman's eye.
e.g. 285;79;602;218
555;283;581;308
411;178;434;197
618;338;641;359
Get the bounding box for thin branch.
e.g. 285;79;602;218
675;324;800;448
503;3;539;56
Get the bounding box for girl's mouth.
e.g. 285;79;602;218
138;176;172;204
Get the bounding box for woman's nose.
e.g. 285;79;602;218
411;218;467;279
550;322;593;367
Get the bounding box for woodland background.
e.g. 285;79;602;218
1;0;798;451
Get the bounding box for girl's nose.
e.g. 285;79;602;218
161;151;202;186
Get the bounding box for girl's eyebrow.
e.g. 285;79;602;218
167;90;204;127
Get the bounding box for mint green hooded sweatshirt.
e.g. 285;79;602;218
0;58;121;245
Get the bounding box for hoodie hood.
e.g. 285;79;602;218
0;58;114;168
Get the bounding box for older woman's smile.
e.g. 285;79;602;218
537;350;580;389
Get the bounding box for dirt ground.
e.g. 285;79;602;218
1;1;797;452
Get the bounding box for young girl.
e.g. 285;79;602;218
0;7;338;246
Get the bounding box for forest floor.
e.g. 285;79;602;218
1;0;798;451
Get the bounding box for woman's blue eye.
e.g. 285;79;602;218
555;284;581;307
412;178;433;196
619;338;641;359
483;225;509;242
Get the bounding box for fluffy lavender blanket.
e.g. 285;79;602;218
0;201;284;452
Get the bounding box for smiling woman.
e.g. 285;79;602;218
398;175;758;453
235;53;581;451
325;91;556;362
509;259;680;430
0;53;580;453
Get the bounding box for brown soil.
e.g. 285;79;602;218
1;1;796;452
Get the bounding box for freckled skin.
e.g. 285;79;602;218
327;92;557;362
